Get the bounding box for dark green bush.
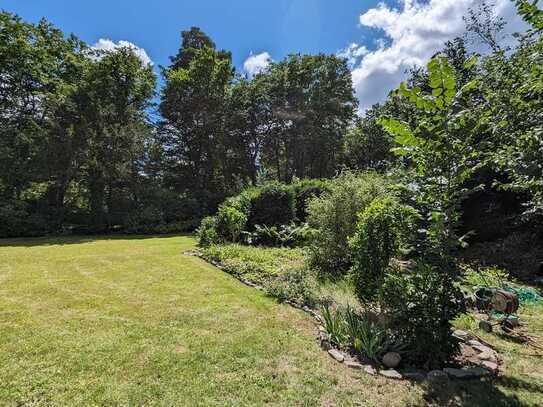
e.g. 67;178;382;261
307;171;390;277
349;197;419;303
246;183;296;230
292;179;330;222
380;262;464;369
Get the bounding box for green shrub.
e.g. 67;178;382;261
265;263;318;307
292;179;330;222
246;183;296;230
216;205;247;242
307;171;390;277
321;304;347;346
380;262;464;369
197;216;220;247
343;306;388;362
243;223;313;247
349;197;419;303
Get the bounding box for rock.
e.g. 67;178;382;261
318;325;326;333
382;352;401;368
328;349;344;362
467;340;483;347
345;361;363;370
364;365;377;375
403;372;426;381
465;367;491;377
320;338;332;351
379;369;403;380
453;330;470;341
427;370;449;383
443;368;477;380
481;361;499;373
478;350;497;362
473;344;494;354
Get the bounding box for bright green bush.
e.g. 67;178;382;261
243;223;313;247
215;205;247;242
197;216;220;247
349;197;419;303
246;182;296;230
307;171;390;277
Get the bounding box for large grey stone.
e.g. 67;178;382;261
328;349;345;362
382;352;401;368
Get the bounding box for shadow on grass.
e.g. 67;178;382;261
0;233;192;248
421;375;543;406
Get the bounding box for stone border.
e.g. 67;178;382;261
188;250;503;382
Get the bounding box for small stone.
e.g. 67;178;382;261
467;340;483;347
364;365;377;375
427;370;449;383
318;325;326;333
382;352;401;368
328;349;345;362
379;369;403;380
480;361;499;373
453;330;469;341
443;368;477;380
473;344;494;354
345;361;363;369
403;372;426;381
320;338;332;351
478;350;497;362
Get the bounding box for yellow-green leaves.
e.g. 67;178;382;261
428;55;457;106
378;117;420;156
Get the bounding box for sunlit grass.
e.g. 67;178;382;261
0;236;422;406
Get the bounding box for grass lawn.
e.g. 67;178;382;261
0;236;542;406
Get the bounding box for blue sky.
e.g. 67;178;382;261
1;0;526;111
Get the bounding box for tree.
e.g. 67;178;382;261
160;35;235;211
380;54;481;259
260;54;357;182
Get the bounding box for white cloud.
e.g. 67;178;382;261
243;52;272;78
92;38;153;66
337;43;369;68
349;0;527;113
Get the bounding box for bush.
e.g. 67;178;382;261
292;179;330;222
215;205;247;242
349;197;419;303
197;216;220;247
246;183;296;230
343;306;389;362
265;263;318;307
307;171;390;277
380;262;464;369
243;223;313;247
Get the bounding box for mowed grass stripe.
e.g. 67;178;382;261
0;235;422;406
